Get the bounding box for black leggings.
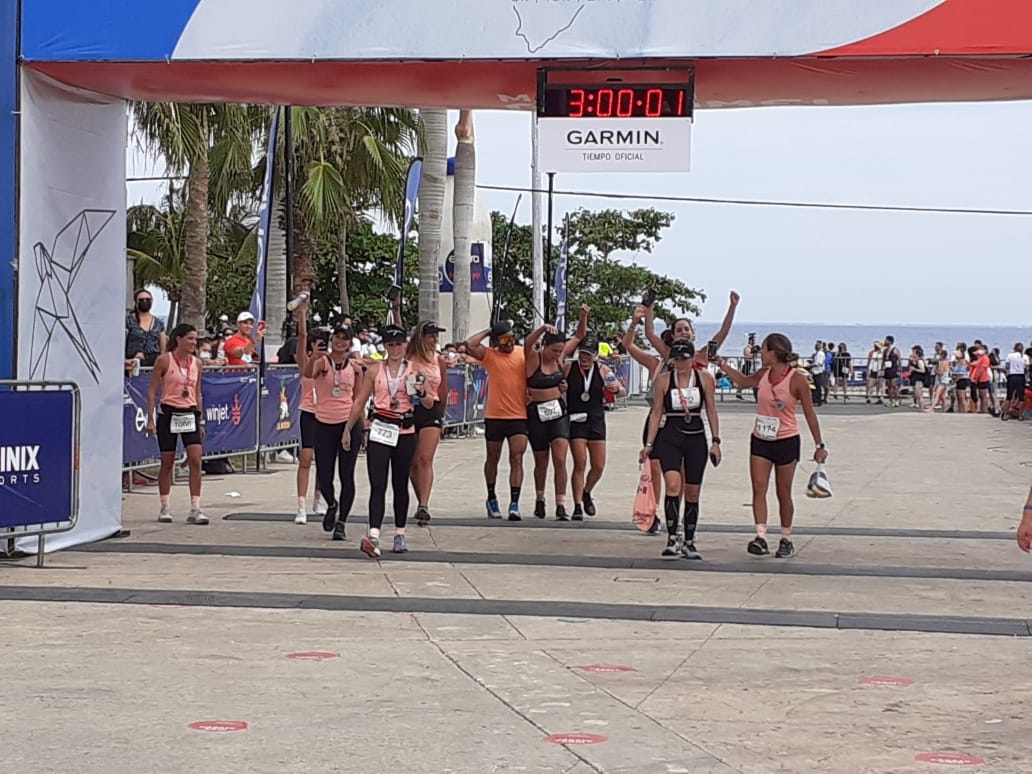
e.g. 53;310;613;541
314;420;363;520
367;433;417;531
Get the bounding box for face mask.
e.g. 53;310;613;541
136;298;152;313
200;351;212;360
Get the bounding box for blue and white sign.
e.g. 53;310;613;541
0;389;77;529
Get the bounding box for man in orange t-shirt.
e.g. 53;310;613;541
224;311;266;366
466;320;529;521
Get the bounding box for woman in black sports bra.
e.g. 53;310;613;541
525;307;588;521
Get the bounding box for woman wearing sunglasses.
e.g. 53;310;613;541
345;325;419;557
642;339;721;560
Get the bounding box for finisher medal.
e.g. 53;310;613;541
332;387;342;398
580;392;591;402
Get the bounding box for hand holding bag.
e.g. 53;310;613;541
807;462;833;498
632;465;658;531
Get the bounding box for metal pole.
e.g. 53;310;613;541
283;106;295;305
530;115;544;329
545;172;555;324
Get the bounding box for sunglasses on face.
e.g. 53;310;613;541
497;336;515;346
386;340;406;347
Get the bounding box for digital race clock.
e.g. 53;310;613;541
538;85;691;119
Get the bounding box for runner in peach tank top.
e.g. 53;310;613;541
312;354;356;424
372;357;416;434
755;364;799;440
162;352;198;409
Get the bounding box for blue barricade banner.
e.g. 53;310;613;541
123;374;161;467
202;369;260;456
444;367;466;426
260;367;302;448
467;365;487;423
0;389;75;528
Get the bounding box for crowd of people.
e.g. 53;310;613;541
140;287;842;562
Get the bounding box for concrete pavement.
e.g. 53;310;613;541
2;403;1030;772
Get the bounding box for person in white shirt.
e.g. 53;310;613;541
1002;343;1029;420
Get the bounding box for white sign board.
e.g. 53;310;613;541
538;118;691;174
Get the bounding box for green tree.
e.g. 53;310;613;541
491;207;703;337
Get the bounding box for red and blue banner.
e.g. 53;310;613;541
259;367;302;449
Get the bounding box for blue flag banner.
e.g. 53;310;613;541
392;157;423;300
123;374;163;467
259;367;302;448
554;228;569;332
249;107;280;326
0;389;76;529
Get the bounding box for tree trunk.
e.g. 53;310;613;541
451;110;475;343
180;145;209;330
337;224;350;316
264;196;288;352
417;108;448;323
167;299;179;329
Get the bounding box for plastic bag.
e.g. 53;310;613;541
807;463;832;498
633;465;658;531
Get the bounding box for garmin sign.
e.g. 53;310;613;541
539;118;691;174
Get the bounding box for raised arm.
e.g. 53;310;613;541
716;355;763;390
642;305;667;357
562;305;590;358
525;324;554;373
295;303;309;371
622;310;662;373
710;290;741;348
600;362;627;398
464;328;491;361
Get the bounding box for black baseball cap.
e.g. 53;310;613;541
419;322;446;335
670;339;695;359
578;333;599;354
381;325;408;343
331;323;353;337
490;320;514;338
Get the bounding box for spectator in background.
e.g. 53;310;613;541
808;340;826;406
223;311;266;366
125;288;166;371
832;342;851;401
1002;343;1029;421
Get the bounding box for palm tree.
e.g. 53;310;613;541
130;102;264;329
451;110;476;342
127;185;188;326
417;109;448;323
258;107;421;332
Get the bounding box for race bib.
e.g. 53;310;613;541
170;412;197;434
675;387;701;409
369;419;400;447
754;415;780;440
537;399;564;422
570;412;588;423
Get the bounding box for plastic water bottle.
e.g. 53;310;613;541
287;292;309;312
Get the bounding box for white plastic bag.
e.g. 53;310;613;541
807;463;832;498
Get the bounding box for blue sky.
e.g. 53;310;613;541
128;100;1032;327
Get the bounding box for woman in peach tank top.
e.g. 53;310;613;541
405;320;450;527
289;300;327;525
717;333;827;560
304;322;365;540
145;324;208;526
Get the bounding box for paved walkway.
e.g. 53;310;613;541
2;404;1030;772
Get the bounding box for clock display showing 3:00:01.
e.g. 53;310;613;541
542;86;690;118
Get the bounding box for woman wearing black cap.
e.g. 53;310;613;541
304;322;366;540
407;320;449;526
642;339;722;560
525;306;588;521
345;324;418;557
564;332;626;519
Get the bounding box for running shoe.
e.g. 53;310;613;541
186;509;209;526
681;541;702;560
571;504;584;521
774;538;795;559
507;503;522;522
157;505;173;523
747;536;770;556
555;505;570;522
313;498;328;516
661;536;680;558
294;507;307;525
533;500;546;519
393;535;408;554
332;522;347;541
415;505;431;527
486;498;502;519
360;535;381;558
582;491;596;517
322;501;338;532
647;517;661;535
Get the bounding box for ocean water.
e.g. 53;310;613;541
689;322;1031;359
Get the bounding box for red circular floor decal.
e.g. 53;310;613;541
915;753;985;766
576;664;636;673
860;676;914;687
188;720;248;733
286;652;338;661
545;733;608;746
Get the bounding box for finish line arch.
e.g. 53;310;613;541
4;0;1032;551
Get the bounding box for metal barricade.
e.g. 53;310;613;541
0;381;81;567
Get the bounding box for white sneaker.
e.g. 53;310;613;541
276;450;295;464
186;509;209;525
157;505;173;523
313;499;327;516
294;508;308;525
